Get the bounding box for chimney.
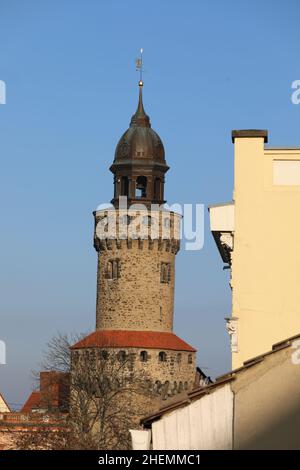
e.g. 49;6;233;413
40;371;70;411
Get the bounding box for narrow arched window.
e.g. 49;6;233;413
188;354;193;364
106;260;120;280
177;353;182;363
118;350;126;362
89;350;96;362
158;351;167;362
154;380;162;393
101;350;108;360
160;262;171;283
136;176;147;198
106;260;113;279
140;351;148;362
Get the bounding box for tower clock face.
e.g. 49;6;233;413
120;142;129;157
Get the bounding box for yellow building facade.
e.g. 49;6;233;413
210;130;300;369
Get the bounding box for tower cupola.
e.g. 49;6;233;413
110;81;169;208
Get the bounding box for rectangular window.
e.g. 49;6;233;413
273;160;300;185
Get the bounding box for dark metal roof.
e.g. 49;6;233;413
111;83;168;171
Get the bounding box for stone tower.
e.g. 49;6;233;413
71;81;197;410
95;81;177;335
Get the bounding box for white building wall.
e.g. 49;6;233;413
0;394;10;413
152;384;233;450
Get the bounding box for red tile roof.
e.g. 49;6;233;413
21;391;40;413
71;330;196;352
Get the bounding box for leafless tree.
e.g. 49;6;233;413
70;348;155;449
31;331;87;383
17;332;156;450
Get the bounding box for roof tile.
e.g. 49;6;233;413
71;330;196;352
21;391;40;413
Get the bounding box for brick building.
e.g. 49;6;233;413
0;372;69;450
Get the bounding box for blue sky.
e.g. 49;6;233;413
1;0;300;408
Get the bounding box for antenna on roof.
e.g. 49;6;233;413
135;48;144;86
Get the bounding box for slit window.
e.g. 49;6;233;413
160;262;171;283
118;350;126;362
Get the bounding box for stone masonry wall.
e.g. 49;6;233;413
94;209;181;332
72;347;196;399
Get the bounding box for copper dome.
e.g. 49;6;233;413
110;82;169;208
112;84;168;170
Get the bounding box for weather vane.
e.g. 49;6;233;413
135;48;144;86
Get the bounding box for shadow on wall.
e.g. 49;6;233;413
234;343;300;450
239;398;300;450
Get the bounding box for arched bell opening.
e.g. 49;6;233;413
135;176;147;198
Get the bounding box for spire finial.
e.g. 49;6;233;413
131;48;150;127
135;48;144;86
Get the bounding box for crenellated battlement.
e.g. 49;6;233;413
94;208;182;245
94;237;180;254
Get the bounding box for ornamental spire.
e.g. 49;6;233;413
135;47;144;84
131;49;150;128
